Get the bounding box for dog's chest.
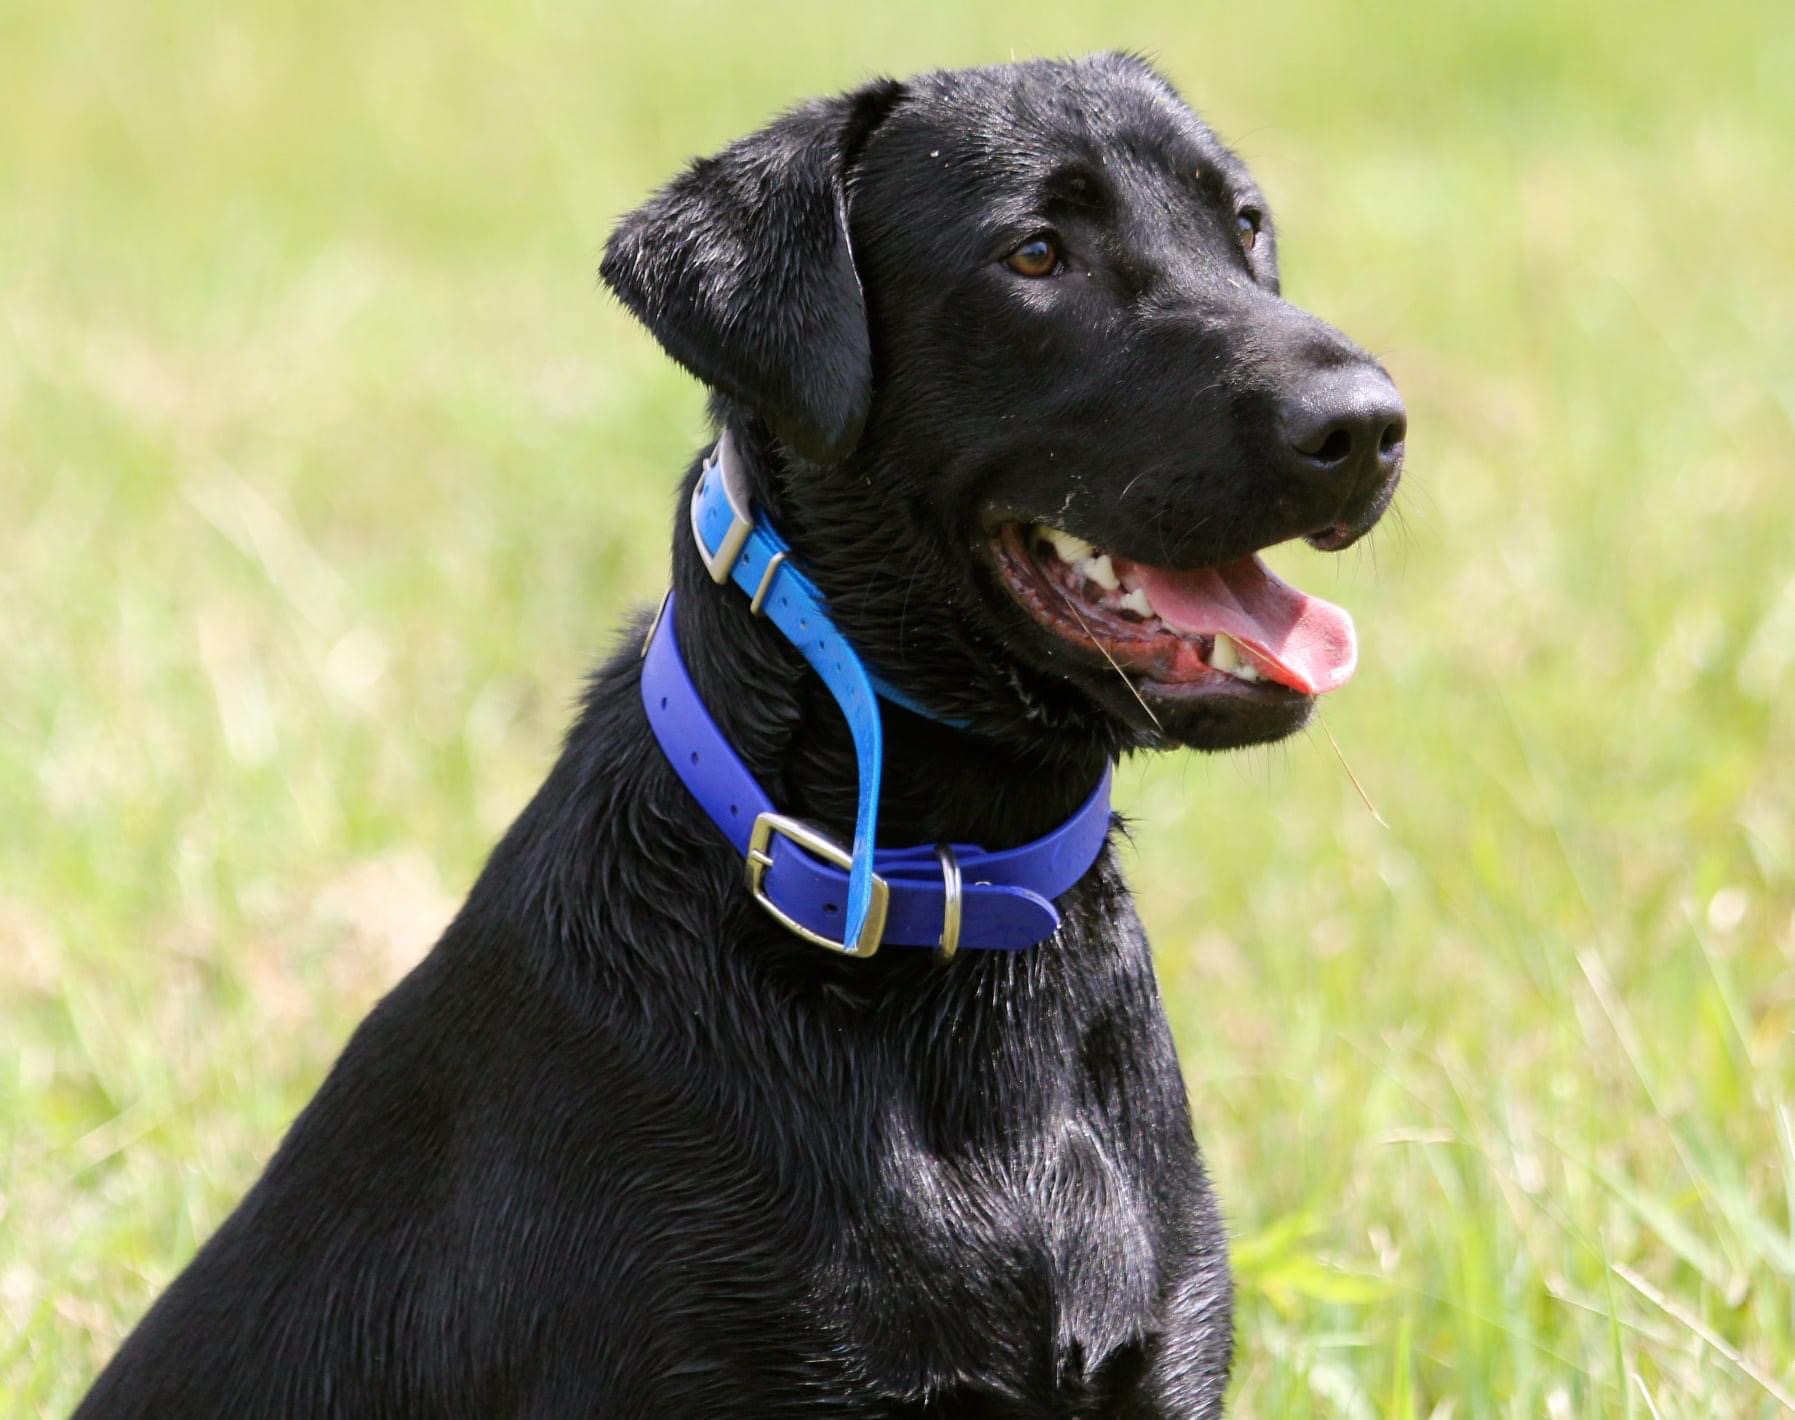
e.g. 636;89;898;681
633;875;1215;1409
820;1029;1180;1403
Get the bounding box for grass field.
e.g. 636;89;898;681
4;0;1794;1413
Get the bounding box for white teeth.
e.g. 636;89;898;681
1033;525;1121;591
1026;521;1271;682
1080;553;1120;590
1040;527;1096;564
1210;631;1240;674
1029;524;1152;616
1210;632;1263;682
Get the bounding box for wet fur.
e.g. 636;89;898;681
80;53;1399;1418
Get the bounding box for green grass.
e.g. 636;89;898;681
4;0;1793;1413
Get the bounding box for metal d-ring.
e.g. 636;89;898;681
935;843;963;963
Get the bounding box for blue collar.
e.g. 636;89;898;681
639;432;1113;959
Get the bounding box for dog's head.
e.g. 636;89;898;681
603;55;1404;760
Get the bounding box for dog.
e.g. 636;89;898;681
78;53;1403;1418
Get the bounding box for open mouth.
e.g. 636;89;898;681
991;524;1358;699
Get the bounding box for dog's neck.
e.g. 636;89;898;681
663;430;1110;854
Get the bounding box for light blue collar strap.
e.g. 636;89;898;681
640;594;1114;957
689;431;910;951
681;431;1114;959
689;433;941;720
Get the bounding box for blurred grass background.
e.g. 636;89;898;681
3;0;1793;1413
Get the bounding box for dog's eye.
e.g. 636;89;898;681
1236;208;1262;253
1005;236;1062;278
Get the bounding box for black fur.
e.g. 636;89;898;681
79;54;1402;1417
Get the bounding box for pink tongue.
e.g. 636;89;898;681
1129;555;1358;695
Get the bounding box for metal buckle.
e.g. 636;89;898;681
934;844;962;963
745;812;888;958
690;440;753;585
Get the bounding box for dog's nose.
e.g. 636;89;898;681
1281;366;1406;478
1277;365;1406;546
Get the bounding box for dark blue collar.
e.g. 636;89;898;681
638;432;1113;959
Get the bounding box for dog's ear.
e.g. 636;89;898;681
600;80;904;464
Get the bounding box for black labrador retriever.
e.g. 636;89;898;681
78;53;1403;1418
